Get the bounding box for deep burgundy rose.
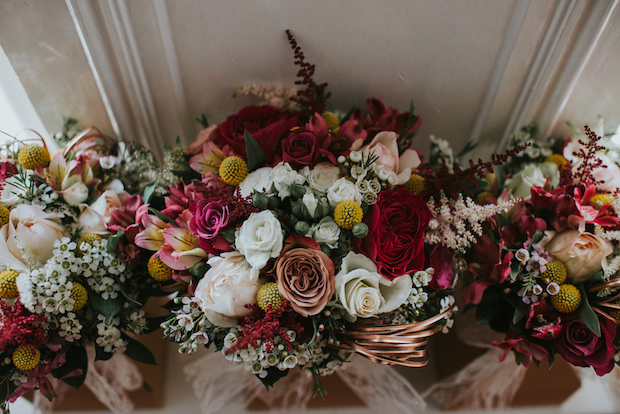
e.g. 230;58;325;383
426;244;455;290
354;188;432;280
189;199;229;240
281;129;320;169
215;105;297;164
554;315;617;376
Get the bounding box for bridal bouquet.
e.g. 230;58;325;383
465;125;620;375
0;125;162;409
133;31;517;393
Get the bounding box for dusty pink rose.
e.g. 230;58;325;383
275;234;335;317
360;131;421;185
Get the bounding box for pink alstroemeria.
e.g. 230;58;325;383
135;214;169;251
492;331;550;368
107;194;146;242
189;141;235;175
159;227;208;270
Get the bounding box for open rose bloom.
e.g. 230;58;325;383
135;35;528;393
0;126;163;409
464;125;620;376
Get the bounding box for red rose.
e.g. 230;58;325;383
215;105;297;164
554;314;617;376
354;188;432;280
281;130;320;169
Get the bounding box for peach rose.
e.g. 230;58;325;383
360;131;421;185
545;230;613;284
275;234;335;317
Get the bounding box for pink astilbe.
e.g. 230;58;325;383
0;299;47;352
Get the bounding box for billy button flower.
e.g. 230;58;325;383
551;284;581;313
256;282;284;312
402;173;425;196
545;154;567;172
70;282;88;311
608;299;620;324
0;269;19;299
540;259;567;285
0;205;9;227
334;200;363;229
78;233;102;250
589;193;614;216
148;255;173;282
17;144;50;170
12;344;41;371
219;156;248;186
322;111;340;133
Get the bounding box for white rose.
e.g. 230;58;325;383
271;162;305;199
335;252;412;320
235;210;284;269
505;163;559;199
61;175;89;206
0;204;66;270
239;167;274;198
302;192;320;217
311;217;341;248
305;163;341;194
194;251;261;327
327;178;362;208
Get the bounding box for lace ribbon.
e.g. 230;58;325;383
185;352;426;414
34;346;143;414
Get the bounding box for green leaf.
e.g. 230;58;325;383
189;261;209;279
510;261;520;281
106;229;125;254
143;184;156;203
529;230;544;250
244;130;267;172
195;113;209;129
576;284;601;336
258;367;289;389
220;227;236;244
90;293;123;319
497;213;510;229
589;271;605;286
123;335;157;365
512;303;529;324
95;345;114;362
495;165;506;190
148;207;176;226
54;345;88;389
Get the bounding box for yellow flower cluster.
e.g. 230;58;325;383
148;255;173;282
334;200;363;229
70;282;88;311
540;260;567;285
545;154;567;172
551;284;581;314
12;344;41;371
256;282;284;312
0;205;9;227
17;144;50;170
219;156;249;186
403;173;425;195
0;269;19;299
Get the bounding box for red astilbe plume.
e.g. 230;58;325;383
226;302;304;354
426;142;530;200
568;125;607;187
0;299;47;352
286;30;331;114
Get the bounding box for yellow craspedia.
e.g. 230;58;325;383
322;112;340;133
148;255;173;282
608;299;620;324
78;233;102;249
0;270;19;299
551;284;581;314
256;282;284;312
545;154;567;172
540;260;567;285
334;200;364;230
219;156;248;186
17;144;50;170
70;282;88;311
12;344;40;371
589;193;614;216
475;191;493;204
0;205;9;227
403;173;425;195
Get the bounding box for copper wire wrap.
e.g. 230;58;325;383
62;127;118;158
331;304;456;367
589;279;620;323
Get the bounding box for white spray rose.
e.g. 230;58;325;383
302;191;320;217
305;163;341;194
335;252;412;320
61;175;89;206
311;217;341;248
327;178;362;208
235;210;284;269
194;252;261;327
505;163;559;199
239;167;274;198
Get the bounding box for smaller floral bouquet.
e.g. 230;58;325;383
134;32;516;394
0;124;163;409
464;125;620;375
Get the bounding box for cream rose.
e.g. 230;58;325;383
545;230;613;284
235;210;284;269
194;251;261;327
327;178;362;208
61;175;89;206
271;162;305;199
335;252;412;320
305;163;341;194
311;217;341;249
238;167;274;198
505;163;559;199
360;131;421;185
0;204;65;270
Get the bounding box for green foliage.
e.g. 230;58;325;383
244;130;267;172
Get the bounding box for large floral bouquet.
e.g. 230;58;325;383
465;125;620;375
0;125;163;409
133;32;516;393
